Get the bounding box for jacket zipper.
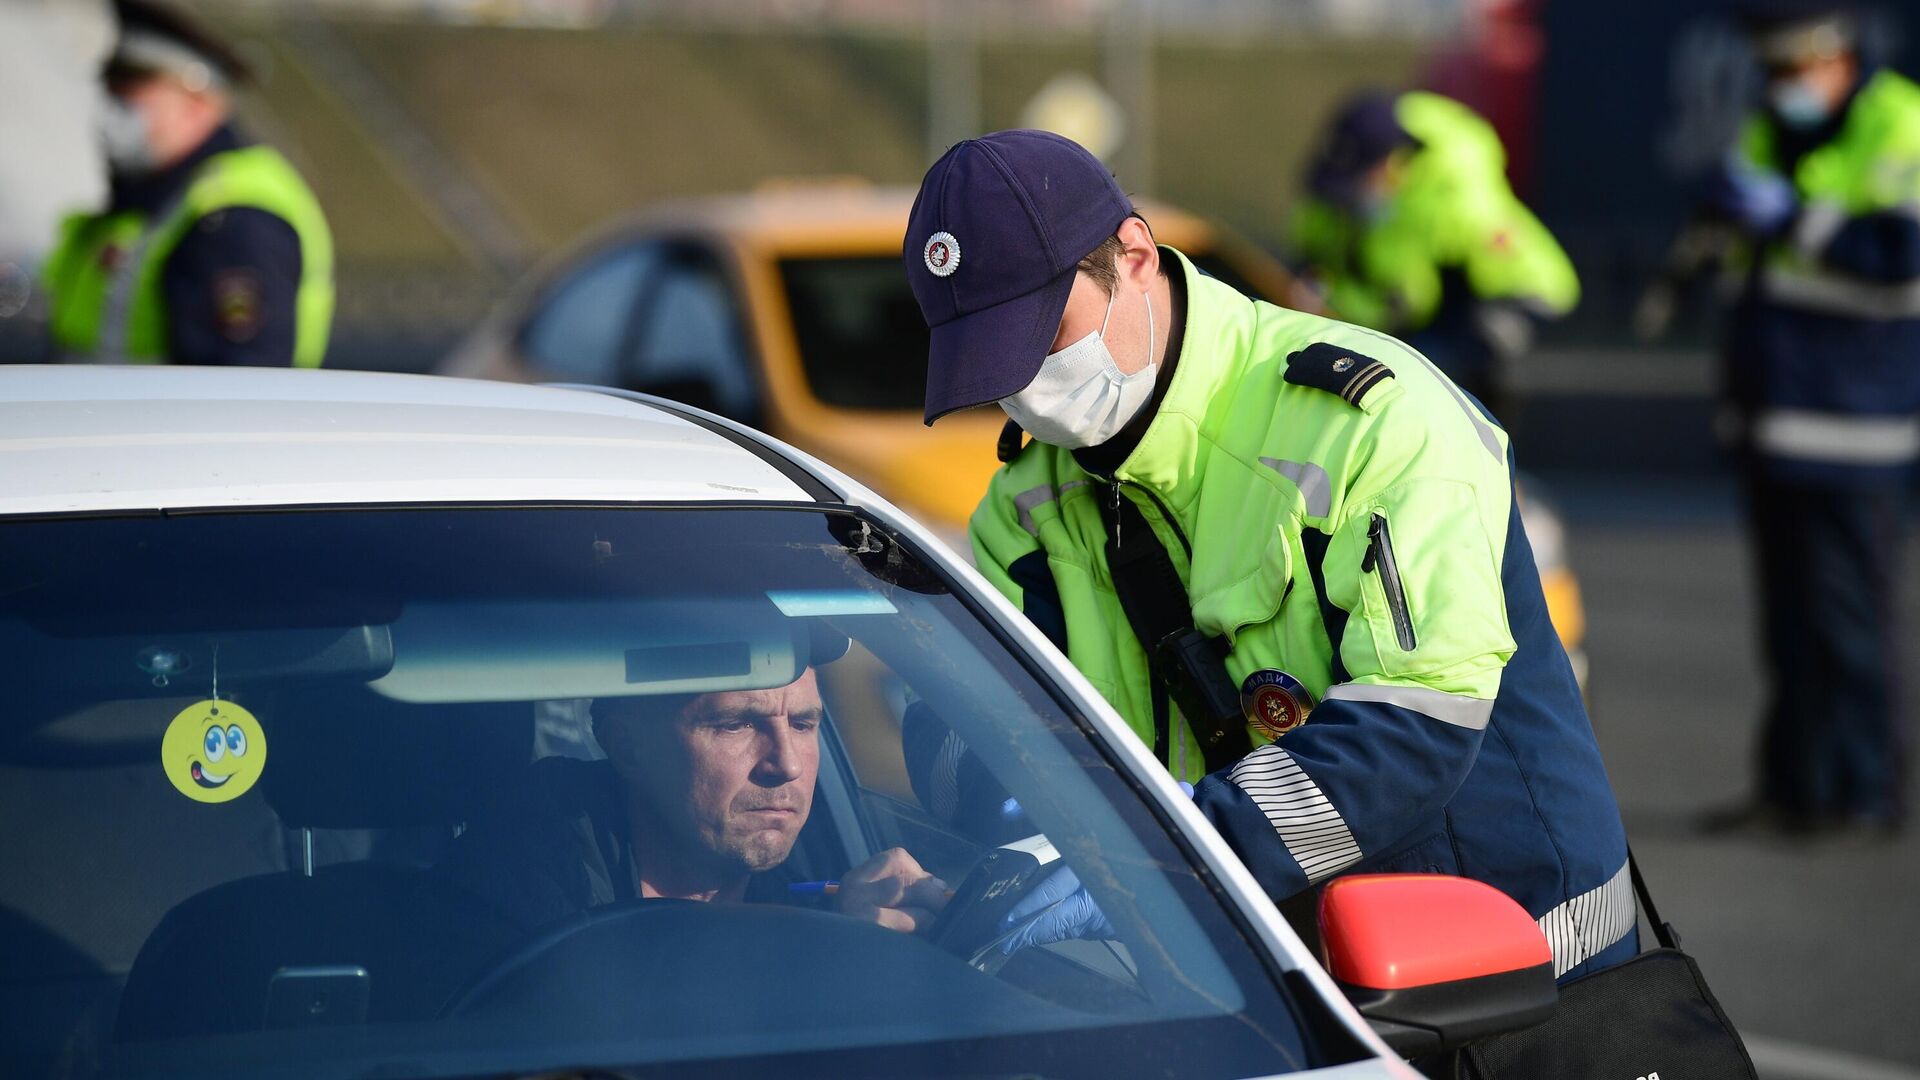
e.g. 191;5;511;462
1361;512;1417;651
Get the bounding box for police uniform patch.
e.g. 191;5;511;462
1240;669;1315;739
1283;341;1394;407
212;269;263;343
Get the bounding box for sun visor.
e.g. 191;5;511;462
367;600;801;704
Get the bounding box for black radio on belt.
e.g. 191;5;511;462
1155;628;1251;774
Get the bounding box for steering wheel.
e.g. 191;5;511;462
441;896;1063;1045
440;898;694;1017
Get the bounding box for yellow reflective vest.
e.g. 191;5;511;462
44;143;333;367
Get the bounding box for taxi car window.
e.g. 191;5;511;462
1190;251;1265;300
779;256;932;410
778;251;1271;414
625;245;756;418
521;244;659;381
0;507;1324;1080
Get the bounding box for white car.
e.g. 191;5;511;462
0;366;1558;1080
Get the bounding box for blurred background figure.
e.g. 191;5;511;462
40;0;333;367
0;0;113;362
1288;87;1578;415
1694;0;1918;840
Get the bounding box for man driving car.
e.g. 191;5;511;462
440;667;949;935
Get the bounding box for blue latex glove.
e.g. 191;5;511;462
998;866;1116;954
1708;163;1797;235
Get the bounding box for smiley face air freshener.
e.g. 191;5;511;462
157;647;267;803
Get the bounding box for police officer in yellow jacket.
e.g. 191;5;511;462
1290;90;1577;411
1700;1;1916;836
43;0;333;367
903;130;1635;981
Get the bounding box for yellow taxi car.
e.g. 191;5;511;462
438;182;1585;671
439;183;1292;540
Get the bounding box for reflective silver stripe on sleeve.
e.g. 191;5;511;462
1753;409;1920;465
1537;859;1635;978
1323;682;1496;731
1228;744;1364;883
1012;485;1055;537
1012;480;1087;536
1258;457;1333;518
1790;199;1849;259
1763;264;1920;319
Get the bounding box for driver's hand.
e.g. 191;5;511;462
999;865;1115;954
833;847;949;934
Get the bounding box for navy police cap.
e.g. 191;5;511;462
904;130;1134;425
1307;90;1416;204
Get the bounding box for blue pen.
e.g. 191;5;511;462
788;880;840;896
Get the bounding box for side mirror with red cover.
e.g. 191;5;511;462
1319;874;1558;1058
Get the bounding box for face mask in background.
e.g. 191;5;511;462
1355;188;1392;223
1769;78;1833;131
99;94;156;177
1000;284;1157;449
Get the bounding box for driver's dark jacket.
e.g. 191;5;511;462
437;757;797;933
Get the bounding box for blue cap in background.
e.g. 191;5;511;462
1305;90;1416;205
904;130;1133;424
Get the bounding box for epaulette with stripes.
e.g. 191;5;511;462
1282;342;1394;407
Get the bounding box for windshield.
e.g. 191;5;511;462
780;252;1271;413
1;506;1322;1080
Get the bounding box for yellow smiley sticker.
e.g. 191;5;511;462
160;700;267;803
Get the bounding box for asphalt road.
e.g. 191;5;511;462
1549;471;1920;1078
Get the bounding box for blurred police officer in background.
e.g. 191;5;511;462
42;0;333;367
1289;89;1578;414
1700;1;1917;839
903;130;1635;983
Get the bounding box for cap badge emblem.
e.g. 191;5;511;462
1332;357;1354;372
923;231;960;277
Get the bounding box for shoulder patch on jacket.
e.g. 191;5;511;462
1283;342;1394;407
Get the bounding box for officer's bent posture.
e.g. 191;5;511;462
42;0;333;367
903;130;1634;982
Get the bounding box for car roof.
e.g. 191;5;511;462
0;366;820;516
597;183;1219;254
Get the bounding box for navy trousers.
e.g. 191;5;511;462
1744;471;1908;822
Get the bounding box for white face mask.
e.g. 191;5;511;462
1769;78;1833;130
999;285;1157;449
99;94;157;177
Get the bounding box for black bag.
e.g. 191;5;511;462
1459;853;1758;1080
